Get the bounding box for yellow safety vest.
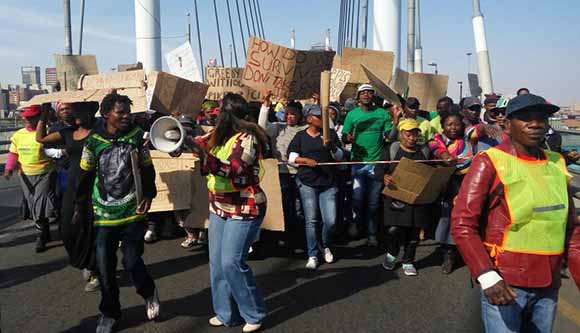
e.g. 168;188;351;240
484;148;569;258
9;129;54;175
206;133;264;193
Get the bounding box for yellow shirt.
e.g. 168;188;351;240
9;128;54;175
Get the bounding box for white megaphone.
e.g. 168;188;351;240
150;116;186;153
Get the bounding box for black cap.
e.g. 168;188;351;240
463;96;481;109
406;97;420;109
505;94;559;118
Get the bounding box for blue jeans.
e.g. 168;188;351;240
296;178;337;257
351;164;382;237
208;213;267;325
480;286;559;333
95;221;156;319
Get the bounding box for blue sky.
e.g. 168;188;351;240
1;0;579;105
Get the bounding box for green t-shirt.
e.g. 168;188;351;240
342;106;393;161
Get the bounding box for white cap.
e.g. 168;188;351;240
357;83;374;93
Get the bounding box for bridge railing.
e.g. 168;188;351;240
0;127;20;154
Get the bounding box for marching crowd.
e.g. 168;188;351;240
5;84;580;332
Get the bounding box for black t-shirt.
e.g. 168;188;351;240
288;129;341;188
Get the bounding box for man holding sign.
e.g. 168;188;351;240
342;84;393;245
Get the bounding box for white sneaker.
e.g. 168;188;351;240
306;256;318;270
243;322;262;332
146;288;160;320
144;230;157;243
208;316;224;327
324;248;334;263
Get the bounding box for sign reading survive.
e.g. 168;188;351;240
242;37;335;100
205;67;261;101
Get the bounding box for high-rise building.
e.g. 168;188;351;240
45;67;58;86
21;66;41;86
0;89;9;113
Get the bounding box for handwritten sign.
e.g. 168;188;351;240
165;42;202;82
149;151;198;212
55;54;98;91
407;73;449;112
329;68;351;102
242;36;335;100
333;48;394;84
205;67;261;101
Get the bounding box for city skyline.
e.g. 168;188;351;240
0;0;579;105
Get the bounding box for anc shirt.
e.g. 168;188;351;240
342;106;392;162
80;126;152;227
9;128;54;175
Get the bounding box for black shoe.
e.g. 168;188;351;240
441;250;455;274
35;236;47;253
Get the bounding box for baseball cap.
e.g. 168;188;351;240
505;94;559;118
22;105;41;117
483;94;500;105
406;97;421;109
398;118;421;132
357;83;375;94
492;96;512;111
303;104;322;117
463;96;481;109
328;101;341;113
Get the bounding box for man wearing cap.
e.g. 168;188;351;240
4;105;57;252
342;84;393;245
452;94;580;332
389;97;433;144
430;96;454;135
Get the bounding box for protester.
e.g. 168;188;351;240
288;104;343;269
481;94;500;124
199;100;220;126
75;93;159;332
342;84;393;246
429;105;480;274
192;93;267;332
35;101;100;292
328;102;344;138
461;96;500;151
429;97;454;135
378;119;432;276
4;105;57;253
389;97;433;144
258;92;306;251
451;93;580;332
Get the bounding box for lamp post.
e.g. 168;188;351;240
458;81;464;100
428;62;438;74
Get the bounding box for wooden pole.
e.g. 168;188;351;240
320;70;331;142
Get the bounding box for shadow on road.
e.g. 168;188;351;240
0;258;68;289
63;263;396;332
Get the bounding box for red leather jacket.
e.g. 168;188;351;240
451;139;580;289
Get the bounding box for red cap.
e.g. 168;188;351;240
21;105;41;117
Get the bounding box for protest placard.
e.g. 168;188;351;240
407;73;449;112
242;36;335;100
329;68;351;102
55;54;98;91
165;42;203;82
333;48;394;84
361;65;405;106
468;73;482;97
390;68;409;96
149;151;198;212
205;67;261;101
383;158;455;205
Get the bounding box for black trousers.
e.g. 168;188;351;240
279;173;305;249
385;226;420;264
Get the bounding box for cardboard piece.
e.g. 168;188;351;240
165;42;203;82
205;67;261;101
333;48;394;84
361;65;405;106
407;73;449;112
468;73;482;97
185;158;285;231
390;68;409;96
329;68;351;102
55;54;98;91
26;70;209;117
383;158;455;205
242;36;335;100
149;151;198;212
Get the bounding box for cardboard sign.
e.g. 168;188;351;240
165;42;203;82
149;71;208;117
242;36;335;100
468;73;482;97
390;68;409;96
329;68;351;102
383;158;454;205
333;48;394;84
205;67;261;101
185;158;285;231
407;73;449;112
361;65;405;106
149;151;197;212
55;54;98;91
